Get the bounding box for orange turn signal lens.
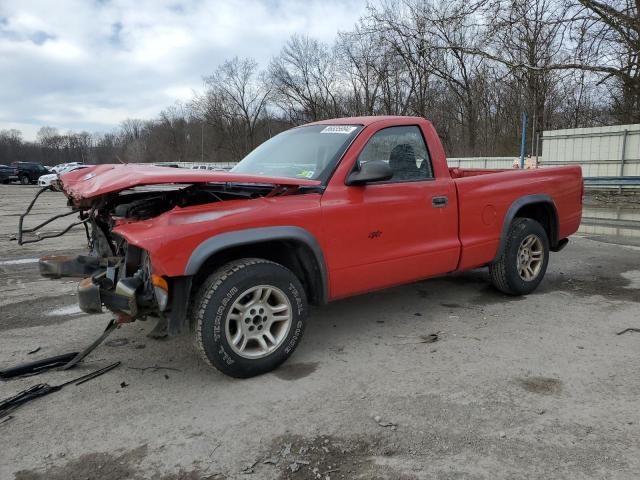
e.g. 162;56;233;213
151;274;168;291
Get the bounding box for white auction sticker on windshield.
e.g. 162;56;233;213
320;125;358;134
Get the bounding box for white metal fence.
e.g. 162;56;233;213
541;124;640;177
447;157;516;169
447;125;640;189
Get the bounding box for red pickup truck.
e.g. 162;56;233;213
27;116;583;377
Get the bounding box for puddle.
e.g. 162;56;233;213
1;296;90;331
14;445;148;480
515;376;562;395
620;270;640;289
12;445;223;480
539;269;639;303
580;203;640;244
440;303;462;308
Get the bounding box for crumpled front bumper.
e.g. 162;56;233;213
77;275;143;316
40;255;145;317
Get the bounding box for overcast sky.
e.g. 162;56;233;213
0;0;368;140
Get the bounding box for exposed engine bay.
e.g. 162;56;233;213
21;182;314;249
107;183;277;221
18;181;318;328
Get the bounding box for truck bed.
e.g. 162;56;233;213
451;165;583;271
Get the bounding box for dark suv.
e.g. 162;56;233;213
12;162;49;185
0;164;17;183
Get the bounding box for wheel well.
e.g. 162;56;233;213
191;240;326;305
514;202;558;246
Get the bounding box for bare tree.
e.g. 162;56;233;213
568;0;640;122
3;1;637;164
194;57;270;159
269;34;343;122
365;0;491;153
337;23;388;115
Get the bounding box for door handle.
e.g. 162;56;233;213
432;196;448;208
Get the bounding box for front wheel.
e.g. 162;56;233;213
20;175;30;185
489;218;549;295
192;258;307;378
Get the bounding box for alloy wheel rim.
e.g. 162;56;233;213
517;234;544;281
224;285;292;359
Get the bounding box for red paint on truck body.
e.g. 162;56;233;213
64;116;583;301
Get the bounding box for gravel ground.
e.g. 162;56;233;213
0;184;639;480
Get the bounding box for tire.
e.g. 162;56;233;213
20;175;30;185
489;218;549;295
192;258;307;378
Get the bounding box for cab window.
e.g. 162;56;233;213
357;126;433;181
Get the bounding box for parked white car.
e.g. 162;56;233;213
50;162;84;174
38;165;88;187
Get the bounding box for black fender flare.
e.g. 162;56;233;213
183;226;328;303
495;194;559;258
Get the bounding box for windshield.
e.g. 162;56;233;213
231;124;362;181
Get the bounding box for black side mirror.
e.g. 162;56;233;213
346;160;393;186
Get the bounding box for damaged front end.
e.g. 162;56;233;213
18;183;211;329
17;165;319;334
25;207;179;325
47;243;192;334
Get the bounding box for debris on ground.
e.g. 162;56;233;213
0;352;79;380
27;346;41;355
265;435;372;479
391;332;440;345
616;328;640;335
127;365;181;373
120;381;129;388
0;415;14;426
371;414;397;429
207;443;221;459
287;460;311;473
240;460;258;474
1;318;120;380
0;362;120;419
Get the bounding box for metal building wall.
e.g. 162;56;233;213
541;124;640;177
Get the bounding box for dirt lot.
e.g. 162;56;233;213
1;184;639;479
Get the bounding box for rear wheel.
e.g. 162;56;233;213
192;258;307;378
489;218;549;295
20;175;30;185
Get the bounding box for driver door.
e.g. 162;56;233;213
321;124;460;299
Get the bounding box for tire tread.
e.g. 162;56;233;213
192;258;294;373
489;218;547;295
